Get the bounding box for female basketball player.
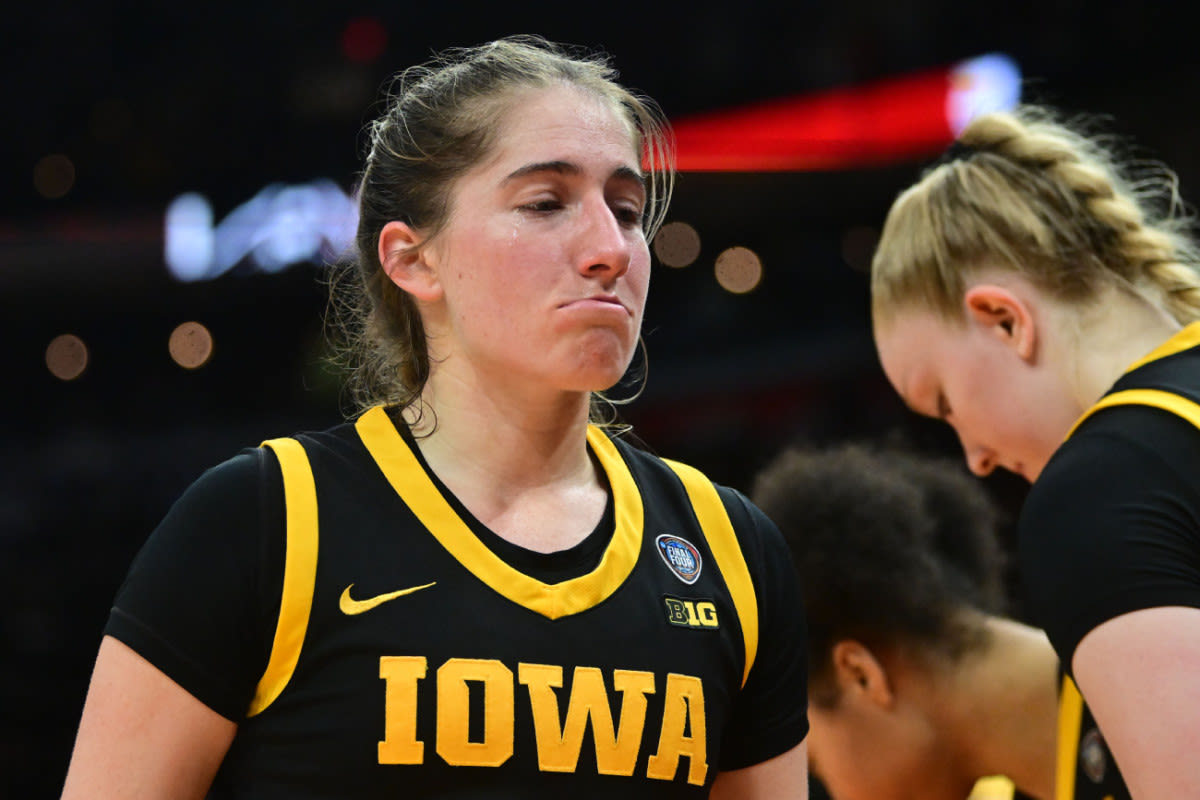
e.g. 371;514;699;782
869;104;1200;798
61;36;809;798
752;442;1130;800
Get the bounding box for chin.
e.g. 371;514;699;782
566;348;638;391
574;368;633;395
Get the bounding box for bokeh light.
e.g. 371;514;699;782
33;154;76;200
714;246;763;294
45;334;89;381
340;17;387;64
654;221;702;268
168;321;215;369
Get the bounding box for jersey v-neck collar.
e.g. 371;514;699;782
354;405;645;620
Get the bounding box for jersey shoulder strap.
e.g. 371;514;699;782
1055;673;1086;800
1066;388;1200;440
248;436;320;716
661;458;758;688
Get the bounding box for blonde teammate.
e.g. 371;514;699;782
871;103;1200;798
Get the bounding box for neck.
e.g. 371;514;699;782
1056;285;1183;410
403;369;603;552
942;617;1060;800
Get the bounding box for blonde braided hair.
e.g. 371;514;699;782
871;104;1200;326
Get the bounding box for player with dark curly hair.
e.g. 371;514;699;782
752;442;1128;800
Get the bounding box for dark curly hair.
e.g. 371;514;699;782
750;442;1007;707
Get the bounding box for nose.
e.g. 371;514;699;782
577;194;631;281
963;442;997;477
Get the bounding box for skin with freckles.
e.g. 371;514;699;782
376;83;651;555
389;84;650;404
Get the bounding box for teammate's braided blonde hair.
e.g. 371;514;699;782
871;104;1200;327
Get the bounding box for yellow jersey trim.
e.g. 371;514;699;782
1055;674;1084;800
967;775;1015;800
354;406;643;621
249;437;320;716
662;458;759;688
1065;389;1200;440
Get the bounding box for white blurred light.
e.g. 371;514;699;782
946;53;1022;136
165;193;215;281
165;179;358;282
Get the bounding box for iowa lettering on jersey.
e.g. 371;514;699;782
378;657;708;785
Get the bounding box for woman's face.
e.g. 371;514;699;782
808;702;962;800
419;83;650;398
873;307;1080;483
807;663;976;800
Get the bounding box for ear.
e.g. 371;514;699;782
963;283;1037;361
378;220;442;302
830;640;894;708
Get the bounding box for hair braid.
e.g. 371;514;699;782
872;104;1200;326
970;108;1200;323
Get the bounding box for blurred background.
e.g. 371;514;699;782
6;1;1200;795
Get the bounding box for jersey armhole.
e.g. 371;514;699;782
662;458;758;687
247;437;320;716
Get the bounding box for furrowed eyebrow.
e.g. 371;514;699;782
610;165;647;191
502;160;581;184
501;160;646;192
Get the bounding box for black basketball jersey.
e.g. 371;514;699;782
109;406;808;798
1017;324;1200;800
1022;321;1200;663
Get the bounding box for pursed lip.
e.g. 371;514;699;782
558;293;629;314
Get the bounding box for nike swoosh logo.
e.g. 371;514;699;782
339;581;437;615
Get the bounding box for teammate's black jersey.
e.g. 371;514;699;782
1019;322;1200;666
105;407;809;798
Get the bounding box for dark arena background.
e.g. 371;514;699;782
5;2;1200;796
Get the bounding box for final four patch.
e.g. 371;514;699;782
656;534;702;584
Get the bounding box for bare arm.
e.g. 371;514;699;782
709;739;808;800
1072;606;1200;799
60;635;237;800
